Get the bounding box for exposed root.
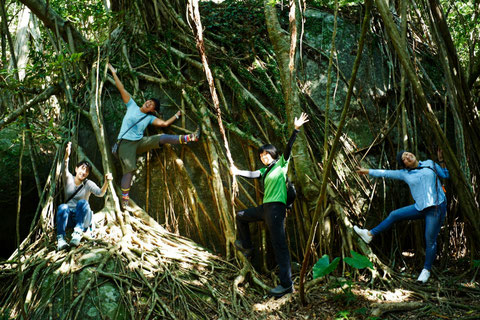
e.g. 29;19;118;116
0;205;281;319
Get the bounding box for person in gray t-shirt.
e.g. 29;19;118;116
56;142;113;250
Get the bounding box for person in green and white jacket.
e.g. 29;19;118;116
231;113;308;298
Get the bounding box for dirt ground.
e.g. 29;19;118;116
248;267;480;319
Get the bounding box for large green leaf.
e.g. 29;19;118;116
313;255;340;279
474;260;480;268
344;250;373;270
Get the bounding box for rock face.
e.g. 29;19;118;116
25;247;126;320
302;9;391;147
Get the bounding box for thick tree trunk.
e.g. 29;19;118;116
264;0;319;201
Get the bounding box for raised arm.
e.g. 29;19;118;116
284;112;309;160
152;110;182;128
63;142;72;179
435;149;449;178
108;64;131;104
231;165;261;179
357;166;406;180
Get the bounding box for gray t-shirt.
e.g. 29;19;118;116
63;160;104;209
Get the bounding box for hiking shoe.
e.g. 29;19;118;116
268;284;293;298
417;269;430;283
121;198;129;211
234;240;253;257
354;226;373;244
70;229;83;247
57;235;69;251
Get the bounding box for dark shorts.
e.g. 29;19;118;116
119;135;166;174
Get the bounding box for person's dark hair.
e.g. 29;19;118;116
149;98;160;112
396;150;406;168
76;160;92;173
259;144;279;160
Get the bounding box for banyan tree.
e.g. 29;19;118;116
0;0;479;318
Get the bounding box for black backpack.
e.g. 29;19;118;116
263;161;297;209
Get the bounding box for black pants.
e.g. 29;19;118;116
236;202;292;288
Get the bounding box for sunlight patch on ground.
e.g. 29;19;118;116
354;288;413;303
252;293;294;312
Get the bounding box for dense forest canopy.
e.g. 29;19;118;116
0;0;479;319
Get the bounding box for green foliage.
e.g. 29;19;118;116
311;0;363;10
474;260;480;268
331;278;356;305
48;0;113;43
335;310;350;320
313;254;340;279
0;309;11;320
441;0;480;69
344;250;373;270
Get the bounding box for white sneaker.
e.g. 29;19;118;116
417;269;430;283
57;235;69;251
354;226;373;244
70;229;83;247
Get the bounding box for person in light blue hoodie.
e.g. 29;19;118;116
108;64;200;209
354;150;449;283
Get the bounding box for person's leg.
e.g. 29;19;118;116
70;199;91;246
56;204;71;237
56;204;73;250
136;131;201;155
74;199;92;232
423;201;447;270
155;132;200;145
118;140;139;208
370;204;423;236
236;205;264;249
121;172;133;207
264;202;292;289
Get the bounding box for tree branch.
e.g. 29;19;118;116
0;84;59;131
18;0;87;49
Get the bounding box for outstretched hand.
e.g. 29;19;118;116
437;148;444;162
356;167;369;175
294;112;309;130
105;173;113;181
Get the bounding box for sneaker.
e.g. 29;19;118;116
417;269;430;283
57;235;69;251
234;240;253;257
189;126;201;142
121;198;129;211
268;284;293;298
353;226;373;244
70;229;83;247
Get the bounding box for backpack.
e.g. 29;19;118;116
263;161;297;209
285;178;297;208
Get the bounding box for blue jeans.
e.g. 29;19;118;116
56;199;93;237
236;202;292;288
371;201;447;270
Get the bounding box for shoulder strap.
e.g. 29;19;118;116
118;114;149;140
65;179;87;203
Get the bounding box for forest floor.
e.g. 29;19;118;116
246;263;480;320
